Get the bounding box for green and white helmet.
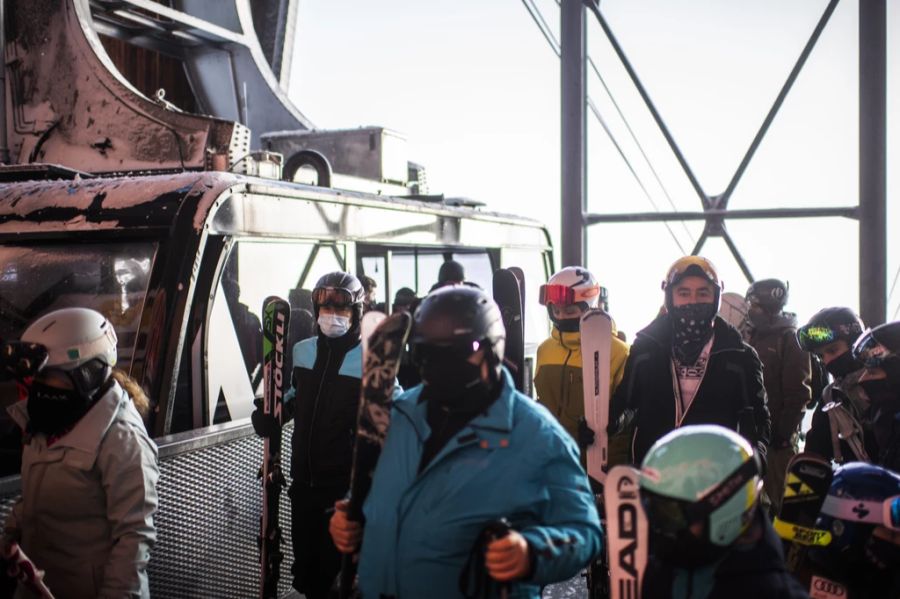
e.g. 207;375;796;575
639;425;762;566
21;308;117;371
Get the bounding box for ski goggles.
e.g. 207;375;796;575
538;283;606;307
640;456;760;538
312;287;355;310
662;256;720;289
411;339;483;365
852;330;892;368
821;494;900;531
797;322;862;352
0;341;48;380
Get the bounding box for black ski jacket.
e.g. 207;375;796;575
612;314;771;466
289;331;362;489
642;507;809;599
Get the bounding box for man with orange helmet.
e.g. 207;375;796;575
610;256;770;467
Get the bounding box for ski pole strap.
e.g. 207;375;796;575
772;518;832;546
459;519;512;599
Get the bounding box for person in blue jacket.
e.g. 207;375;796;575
330;286;602;598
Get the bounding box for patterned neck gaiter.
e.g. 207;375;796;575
669;303;718;365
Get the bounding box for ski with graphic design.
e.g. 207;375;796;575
581;308;613;483
493;268;525;393
258;296;290;599
604;466;647;599
773;453;834;576
2;542;54;598
337;310;412;599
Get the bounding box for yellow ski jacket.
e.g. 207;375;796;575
534;326;629;455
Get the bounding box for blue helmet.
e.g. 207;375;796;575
811;462;900;571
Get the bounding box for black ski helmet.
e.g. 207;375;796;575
410;286;506;379
797;307;865;352
745;279;789;313
311;271;365;321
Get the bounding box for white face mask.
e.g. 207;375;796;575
318;313;351;338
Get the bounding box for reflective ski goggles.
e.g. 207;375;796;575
312;287;354;310
797;322;862;352
662;256;720;289
640;456;760;538
412;339;484;365
852;330;892;368
821;494;900;531
538;283;605;307
0;341;49;380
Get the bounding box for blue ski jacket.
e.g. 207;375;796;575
357;368;603;599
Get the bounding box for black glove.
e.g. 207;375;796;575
577;417;595;448
250;397;279;438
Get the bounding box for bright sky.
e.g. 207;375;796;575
289;0;899;338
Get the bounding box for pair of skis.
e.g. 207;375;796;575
256;298;411;599
258;297;291;599
580;309;647;599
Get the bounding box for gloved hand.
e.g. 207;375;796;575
577;417;595;448
607;408;634;436
250;397;279;438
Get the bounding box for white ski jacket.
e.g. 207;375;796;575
5;380;159;599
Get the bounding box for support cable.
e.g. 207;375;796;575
520;0;690;253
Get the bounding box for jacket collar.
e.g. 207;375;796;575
9;381;126;456
551;326;581;351
395;367;517;443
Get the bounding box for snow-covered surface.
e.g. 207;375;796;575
543;574;588;598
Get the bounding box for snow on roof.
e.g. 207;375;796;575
0;172;238;234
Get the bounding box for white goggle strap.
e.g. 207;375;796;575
820;494;900;530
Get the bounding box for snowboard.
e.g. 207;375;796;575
719;292;749;334
258;296;290;599
493;268;525;393
338;310;412;599
773;453;834;574
581;308;613;483
604;466;647;599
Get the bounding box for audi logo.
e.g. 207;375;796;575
812;578;846;596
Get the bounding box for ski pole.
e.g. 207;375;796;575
483;518;512;599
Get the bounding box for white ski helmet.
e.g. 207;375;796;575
539;266;607;311
21;308;118;371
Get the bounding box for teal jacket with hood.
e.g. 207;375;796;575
357;368;602;598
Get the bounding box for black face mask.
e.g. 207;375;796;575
669;303;717;364
27;380;94;436
825;351;863;379
649;527;730;570
860;379;900;404
420;359;494;412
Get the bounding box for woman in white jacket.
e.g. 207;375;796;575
4;308;159;599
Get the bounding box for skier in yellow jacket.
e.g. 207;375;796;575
534;267;630;470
